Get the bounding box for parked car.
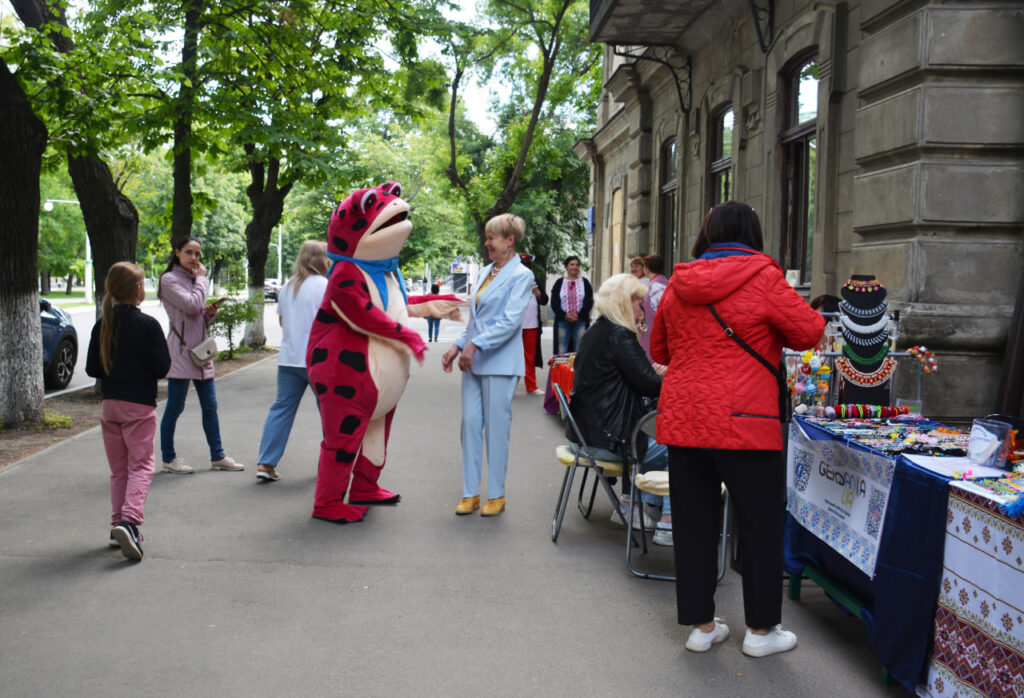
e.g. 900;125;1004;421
40;298;78;390
264;278;280;302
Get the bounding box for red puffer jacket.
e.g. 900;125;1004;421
650;251;824;451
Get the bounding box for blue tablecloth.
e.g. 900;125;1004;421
784;417;952;692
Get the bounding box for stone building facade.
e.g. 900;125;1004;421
574;0;1024;421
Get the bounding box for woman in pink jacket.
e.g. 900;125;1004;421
650;202;824;658
158;237;245;474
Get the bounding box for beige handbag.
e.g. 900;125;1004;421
171;323;217;368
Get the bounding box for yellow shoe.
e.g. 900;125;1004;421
455;496;480;515
481;497;506;517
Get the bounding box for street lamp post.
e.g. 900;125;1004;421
43;199;91;305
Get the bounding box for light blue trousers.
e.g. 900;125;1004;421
461;372;518;499
257;366;317;467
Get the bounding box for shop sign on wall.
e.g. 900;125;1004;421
786;423;896;578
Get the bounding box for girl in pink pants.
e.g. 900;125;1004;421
86;262;171;560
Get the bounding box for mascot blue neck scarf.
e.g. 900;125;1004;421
327;252;408;310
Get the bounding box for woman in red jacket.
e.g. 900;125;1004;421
650;202;824;657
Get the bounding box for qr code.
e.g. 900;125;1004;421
864;487;886;539
793;453;813;493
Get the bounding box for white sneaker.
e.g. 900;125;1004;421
163;457;193;474
742;626;798;657
610;502;658;530
685;619;730;652
652;526;673;547
211;455;245;471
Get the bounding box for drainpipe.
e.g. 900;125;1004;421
995;265;1024;417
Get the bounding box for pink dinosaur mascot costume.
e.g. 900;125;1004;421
307;181;463;523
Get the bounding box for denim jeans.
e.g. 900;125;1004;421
161;378;224;463
426;316;441;341
257;366;317;467
556;319;585;354
641;438;671;515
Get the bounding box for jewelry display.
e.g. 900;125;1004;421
844;278;885;293
839;299;889;318
835;356;897;388
840;312;890;335
841;326;889;347
907;345;939;374
842;341;890;365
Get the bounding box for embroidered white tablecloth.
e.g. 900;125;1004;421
918;483;1024;698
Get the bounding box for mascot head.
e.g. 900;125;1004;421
327;181;411;261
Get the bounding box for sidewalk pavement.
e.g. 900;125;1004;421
0;319;906;697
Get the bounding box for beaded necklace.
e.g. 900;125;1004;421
844;278;885;293
835;356;896;388
839;300;888;318
840;312;889;335
843;341;890;365
842;326;889;347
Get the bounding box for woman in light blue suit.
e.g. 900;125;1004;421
442;214;535;517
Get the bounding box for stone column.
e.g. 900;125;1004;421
852;1;1024;421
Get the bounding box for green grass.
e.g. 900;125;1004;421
40;411;73;430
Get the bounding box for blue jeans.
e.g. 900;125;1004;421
556;319;585;354
641;438;671;515
257;366;318;467
426;316;441;340
161;378;224;463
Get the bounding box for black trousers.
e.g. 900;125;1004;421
667;446;786;630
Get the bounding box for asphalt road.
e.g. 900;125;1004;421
3;321;906;697
50;300;284;398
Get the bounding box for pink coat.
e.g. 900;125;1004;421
160;265;215;380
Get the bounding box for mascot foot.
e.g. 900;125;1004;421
312;503;368;524
349;488;401;506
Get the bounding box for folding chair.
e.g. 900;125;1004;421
625;411;730;583
551;383;630;543
625;411;674;581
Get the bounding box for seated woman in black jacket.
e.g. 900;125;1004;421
569;273;666;528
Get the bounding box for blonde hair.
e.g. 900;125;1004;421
286;240;329;299
593;273;648;339
100;262;145;374
485;214;525;246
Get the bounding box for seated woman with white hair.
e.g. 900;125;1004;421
568;273;666;529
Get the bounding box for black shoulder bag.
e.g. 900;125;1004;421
707;304;791;423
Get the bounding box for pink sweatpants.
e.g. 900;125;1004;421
101;400;156;526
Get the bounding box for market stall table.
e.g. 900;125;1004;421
543;355;574;415
785;416;962;691
918;476;1024;698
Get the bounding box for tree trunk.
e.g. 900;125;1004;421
171;0;203;247
68;155;140;317
241;149;292;348
40;271;51;295
0;57;46;425
66;274;74;294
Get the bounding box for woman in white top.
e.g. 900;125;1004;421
256;240;330;481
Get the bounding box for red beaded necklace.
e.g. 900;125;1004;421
844;278;884;293
835;356;897;388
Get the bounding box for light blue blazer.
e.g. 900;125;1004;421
455;255;535;376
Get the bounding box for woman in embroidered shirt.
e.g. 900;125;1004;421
442;214;535;517
158;237;246;474
550;255;594;354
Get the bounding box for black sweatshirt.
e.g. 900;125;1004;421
85;305;171;406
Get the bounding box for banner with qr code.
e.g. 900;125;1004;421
786;423;896;578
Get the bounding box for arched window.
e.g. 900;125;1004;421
708;106;734;206
660;138;679;263
780;54;818;285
